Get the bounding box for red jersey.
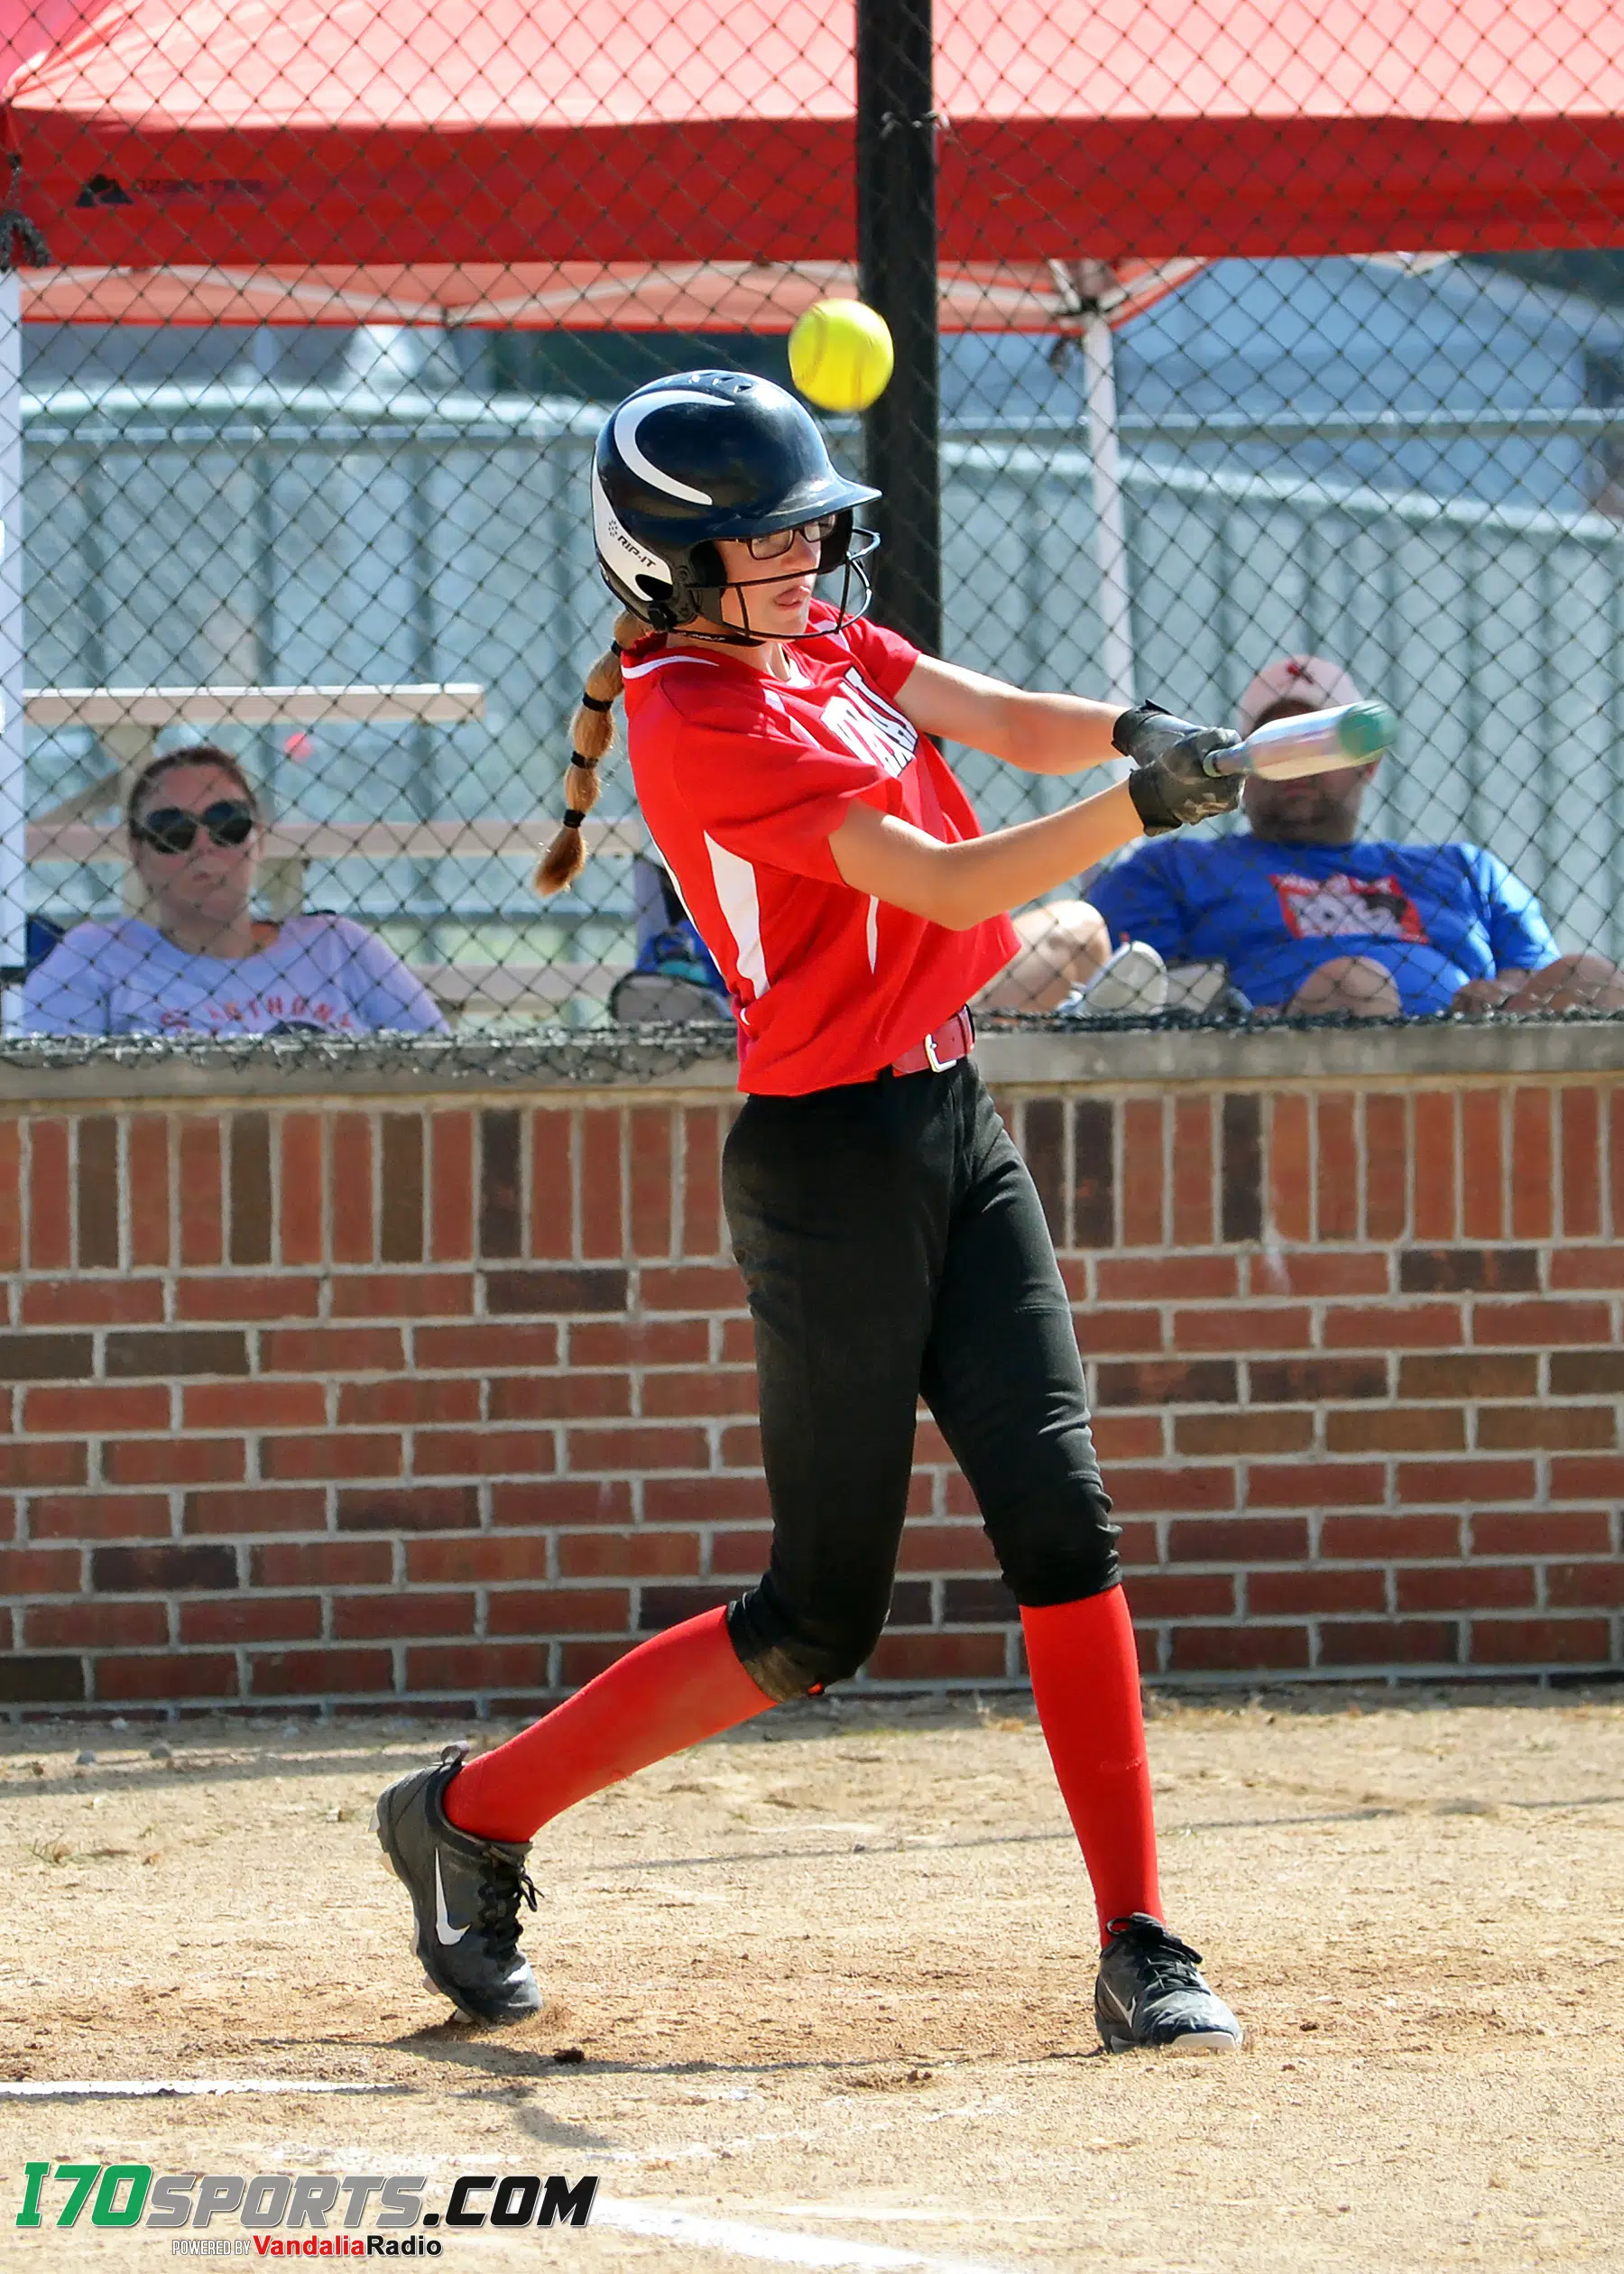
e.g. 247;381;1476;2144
622;605;1018;1095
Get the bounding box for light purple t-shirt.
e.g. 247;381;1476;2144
23;914;447;1037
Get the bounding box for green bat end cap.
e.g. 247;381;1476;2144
1338;699;1398;761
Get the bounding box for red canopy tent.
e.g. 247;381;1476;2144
3;0;1623;331
8;255;1205;337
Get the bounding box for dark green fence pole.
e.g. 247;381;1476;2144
856;0;941;655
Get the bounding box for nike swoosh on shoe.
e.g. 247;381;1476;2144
434;1853;469;1946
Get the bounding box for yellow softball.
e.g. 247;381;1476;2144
788;300;895;413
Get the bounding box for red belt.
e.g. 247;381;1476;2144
890;1007;974;1077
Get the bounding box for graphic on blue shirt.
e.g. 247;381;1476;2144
1086;833;1558;1014
1270;869;1429;945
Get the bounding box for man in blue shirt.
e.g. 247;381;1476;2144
1086;654;1624;1017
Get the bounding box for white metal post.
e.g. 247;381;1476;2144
1081;306;1136;709
0;270;23;1028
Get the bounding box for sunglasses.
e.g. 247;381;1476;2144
132;800;256;855
744;514;840;562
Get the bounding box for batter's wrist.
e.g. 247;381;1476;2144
1127;764;1183;837
1112;700;1170;760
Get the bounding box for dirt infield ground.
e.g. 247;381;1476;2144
2;1690;1621;2273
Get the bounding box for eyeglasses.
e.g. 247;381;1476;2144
132;800;256;855
744;514;840;562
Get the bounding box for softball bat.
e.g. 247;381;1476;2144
1204;699;1397;781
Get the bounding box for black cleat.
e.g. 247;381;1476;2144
1094;1913;1243;2054
374;1747;541;2026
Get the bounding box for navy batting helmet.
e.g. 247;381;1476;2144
590;370;880;635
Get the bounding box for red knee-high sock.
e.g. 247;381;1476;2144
443;1607;772;1844
1020;1587;1161;1946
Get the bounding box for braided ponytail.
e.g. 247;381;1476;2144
534;609;651;896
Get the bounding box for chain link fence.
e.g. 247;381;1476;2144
5;3;1624;1059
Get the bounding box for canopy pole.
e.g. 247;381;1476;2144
0;269;23;1024
1081;306;1136;707
856;0;940;656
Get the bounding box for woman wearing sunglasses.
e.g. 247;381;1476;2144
375;371;1250;2058
23;744;445;1036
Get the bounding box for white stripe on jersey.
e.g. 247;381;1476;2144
704;833;770;999
622;653;721;679
864;894;879;973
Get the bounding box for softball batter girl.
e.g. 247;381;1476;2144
378;371;1244;2054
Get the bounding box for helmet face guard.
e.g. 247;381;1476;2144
590;371;881;641
679;513;881;643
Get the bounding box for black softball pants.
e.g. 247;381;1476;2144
721;1057;1120;1701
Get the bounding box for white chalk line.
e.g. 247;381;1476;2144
595;2199;1020;2274
0;2078;396;2099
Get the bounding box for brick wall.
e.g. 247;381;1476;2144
1;1070;1619;1716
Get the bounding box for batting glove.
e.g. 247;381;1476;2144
1113;701;1243;836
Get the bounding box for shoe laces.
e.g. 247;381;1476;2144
475;1848;539;1956
1105;1914;1205;1987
